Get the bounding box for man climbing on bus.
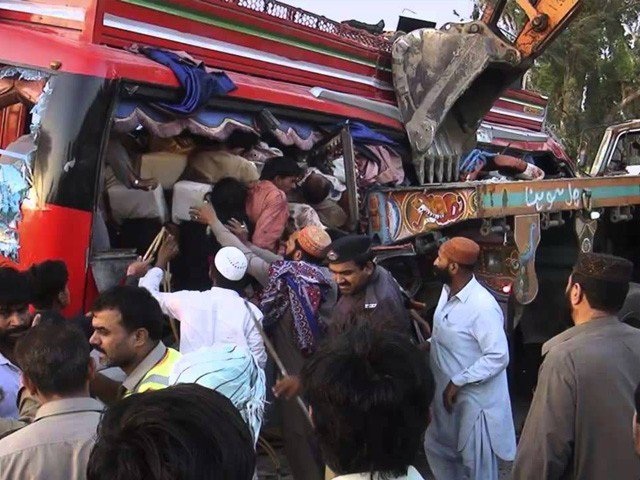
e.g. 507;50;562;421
245;156;303;252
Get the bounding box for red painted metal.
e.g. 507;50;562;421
0;204;92;316
0;23;402;128
484;112;544;132
100;32;394;102
484;88;548;132
0;103;26;149
0;0;394;100
488;135;572;163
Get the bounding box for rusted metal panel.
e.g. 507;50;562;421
392;22;521;184
0;103;26;149
513;214;541;305
340;126;360;232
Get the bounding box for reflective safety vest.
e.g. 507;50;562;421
125;347;181;397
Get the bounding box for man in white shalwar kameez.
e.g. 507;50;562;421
425;237;516;480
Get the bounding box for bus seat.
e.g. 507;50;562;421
139;152;189;190
172;180;212;224
107;183;169;224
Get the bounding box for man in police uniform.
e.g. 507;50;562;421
326;235;412;337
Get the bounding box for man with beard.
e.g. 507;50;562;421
425;237;515;480
0;267;33;422
137;237;266;369
191;201;335;480
326;235;412;337
513;253;640;480
89;286;181;404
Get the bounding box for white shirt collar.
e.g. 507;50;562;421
333;466;424;480
443;275;479;304
0;351;17;369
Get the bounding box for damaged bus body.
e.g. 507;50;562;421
1;0;639;367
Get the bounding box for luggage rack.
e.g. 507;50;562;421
207;0;393;52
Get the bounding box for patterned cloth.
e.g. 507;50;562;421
169;344;266;445
260;260;332;356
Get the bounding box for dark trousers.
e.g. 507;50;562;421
271;312;324;480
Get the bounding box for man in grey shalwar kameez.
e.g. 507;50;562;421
513;253;640;480
425;237;516;480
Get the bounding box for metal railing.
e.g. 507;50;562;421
205;0;392;53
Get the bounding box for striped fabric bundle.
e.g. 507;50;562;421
169;343;266;445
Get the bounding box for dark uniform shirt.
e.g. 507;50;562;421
328;265;412;337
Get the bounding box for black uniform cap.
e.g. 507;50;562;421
326;235;372;263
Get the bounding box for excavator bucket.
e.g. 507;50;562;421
393;0;582;184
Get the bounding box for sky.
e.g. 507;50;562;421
285;0;476;30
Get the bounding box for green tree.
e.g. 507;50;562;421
474;0;640;160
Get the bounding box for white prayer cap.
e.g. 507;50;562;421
214;246;248;281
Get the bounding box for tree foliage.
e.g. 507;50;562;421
473;0;640;160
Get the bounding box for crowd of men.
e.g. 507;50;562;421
0;186;640;479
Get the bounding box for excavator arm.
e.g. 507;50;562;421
484;0;582;57
393;0;582;184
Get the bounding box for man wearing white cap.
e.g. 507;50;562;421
137;236;266;369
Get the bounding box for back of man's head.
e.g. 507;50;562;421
301;325;434;477
0;266;32;307
210;177;249;224
259;156;303;181
92;286;163;341
302;172;331;205
87;384;255;480
15;321;91;398
28;260;69;310
570;253;634;314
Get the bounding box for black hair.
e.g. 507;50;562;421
572;272;629;313
36;309;93;342
15;321;90;396
209;177;251;228
28;260;69;310
87;384;255;480
635;382;640;422
0;266;32;306
301;325;435;477
225;129;261;151
36;309;66;326
326;228;349;242
259;157;303;181
294;240;319;264
91;286;163;341
302;173;331;205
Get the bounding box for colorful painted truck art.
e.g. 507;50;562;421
368;176;640;245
